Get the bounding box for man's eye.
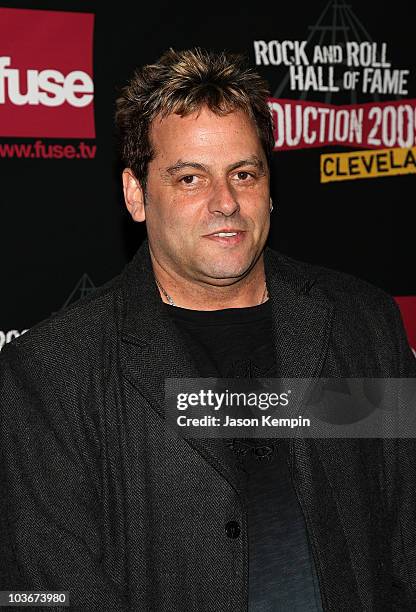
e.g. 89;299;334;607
236;171;252;180
180;175;196;184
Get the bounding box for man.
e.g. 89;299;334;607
1;48;416;611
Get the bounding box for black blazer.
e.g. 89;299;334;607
1;239;416;611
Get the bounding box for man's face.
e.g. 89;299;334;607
139;106;270;286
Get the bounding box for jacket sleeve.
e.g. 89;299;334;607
0;343;129;611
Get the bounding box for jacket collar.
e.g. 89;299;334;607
120;237;334;377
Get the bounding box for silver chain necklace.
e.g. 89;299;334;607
154;277;268;307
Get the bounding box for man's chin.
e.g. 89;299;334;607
197;263;253;283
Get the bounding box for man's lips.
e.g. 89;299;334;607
202;229;246;246
203;229;245;236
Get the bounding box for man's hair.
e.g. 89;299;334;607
115;47;275;188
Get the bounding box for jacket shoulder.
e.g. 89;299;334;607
267;247;395;308
267;248;415;375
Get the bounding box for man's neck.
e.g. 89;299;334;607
150;255;268;311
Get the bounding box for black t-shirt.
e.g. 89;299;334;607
165;300;323;611
164;299;277;378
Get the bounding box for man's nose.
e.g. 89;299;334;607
207;179;240;216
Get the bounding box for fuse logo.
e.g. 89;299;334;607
0;57;93;108
0;8;95;137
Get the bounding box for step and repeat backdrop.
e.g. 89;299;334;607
1;1;415;353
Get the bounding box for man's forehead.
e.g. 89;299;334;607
150;106;257;137
149;106;264;160
154;104;250;122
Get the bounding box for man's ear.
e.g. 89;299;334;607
122;168;146;222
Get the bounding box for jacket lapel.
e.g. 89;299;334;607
264;247;334;378
119;240;243;493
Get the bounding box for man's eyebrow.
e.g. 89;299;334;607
227;156;265;172
164;161;208;176
163;156;265;177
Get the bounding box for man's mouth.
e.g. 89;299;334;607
211;231;238;237
203;230;246;245
204;228;245;236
